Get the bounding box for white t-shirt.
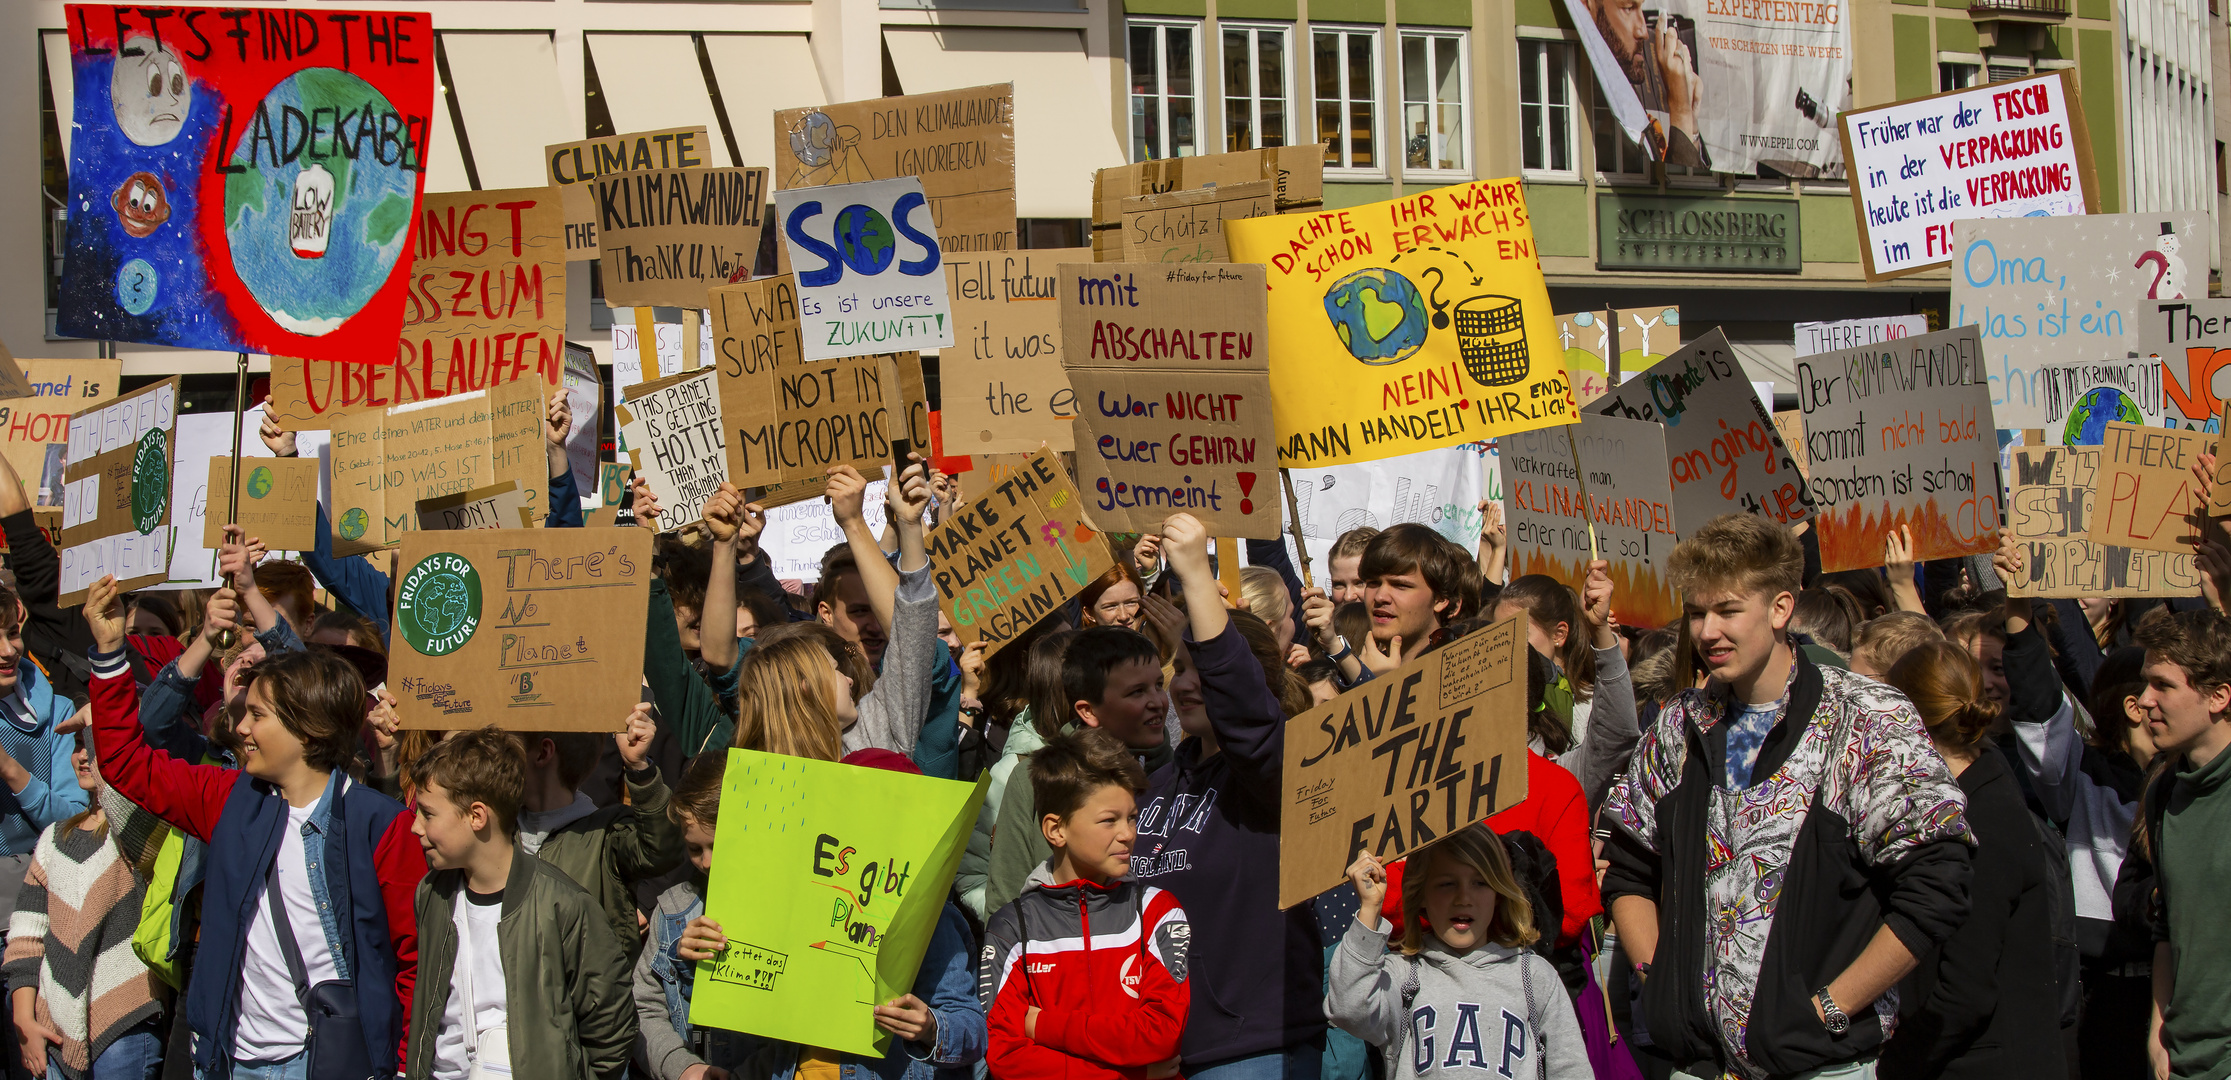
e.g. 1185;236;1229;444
431;888;509;1080
233;802;340;1062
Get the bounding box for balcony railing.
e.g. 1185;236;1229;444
1968;0;2069;20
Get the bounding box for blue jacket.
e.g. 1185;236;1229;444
0;657;90;856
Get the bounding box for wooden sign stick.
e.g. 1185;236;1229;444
635;308;662;382
214;351;249;649
1217;538;1245;607
682;309;702;372
1563;424;1601;560
1280;467;1313;588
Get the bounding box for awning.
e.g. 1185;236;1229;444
441;32;575;189
701;34;826;172
585;33;734;166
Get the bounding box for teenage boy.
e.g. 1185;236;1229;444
406;726;633;1080
1305;524;1469;686
1601;513;1973;1079
515;712;681;954
980;728;1189;1080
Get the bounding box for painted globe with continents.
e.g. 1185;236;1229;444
1322;269;1430;366
832;205;897;275
130;429;167;536
2062;386;2145;446
246;466;275;500
223;69;417;336
337;506;369;542
414;574;474;640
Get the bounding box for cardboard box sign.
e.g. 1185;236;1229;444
594;166;768;309
773;84;1018;258
2088;422;2214;555
56;377;180;603
1279;614;1529;910
416;481;533;531
203;456;319;551
545;126;712;261
1090;146;1325;232
0;358;121;508
1112;181;1276;264
2006;446;2199;598
389;527;652;730
328;378;545;557
617;368;727;531
923;449;1112;659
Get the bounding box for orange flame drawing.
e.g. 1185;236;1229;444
1813;498;1998;574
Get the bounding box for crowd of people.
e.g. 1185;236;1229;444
0;391;2224;1080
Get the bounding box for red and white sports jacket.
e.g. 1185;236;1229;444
978;869;1191;1080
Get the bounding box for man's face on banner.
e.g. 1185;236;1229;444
1592;0;1649;83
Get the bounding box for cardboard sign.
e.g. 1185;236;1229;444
1092;146;1324;234
1772;412;1811;479
594;166;768;309
774;85;1017;257
689;749;987;1056
1793;326;1999;572
416;481;532;531
2036;358;2165;444
940;249;1083;454
1227;180;1574;467
1114;181;1276;264
1278;614;1529;909
328;379;544;556
611;306;714;446
1060;263;1279;538
598;462;631;508
0;359;121;506
1589;328;1814;529
774;177;955;361
1794;316;1928;356
2087;422;2212;555
708;276;929;506
924;449;1111;657
1839;72;2099;280
202;455;317;550
1500;414;1680;629
2139;295;2231;430
390;527;651;729
57;377;179;603
57;5;435;361
617;369;727;530
2006;446;2198;598
1556;306;1682;404
545;126;711;260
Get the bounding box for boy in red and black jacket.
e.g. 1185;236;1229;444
979;727;1190;1080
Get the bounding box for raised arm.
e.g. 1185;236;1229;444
1563;559;1641;808
545;387;585;529
82;576;235;843
697;485;758;674
841;462;939;759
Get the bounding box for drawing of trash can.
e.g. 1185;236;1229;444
1453;295;1529;387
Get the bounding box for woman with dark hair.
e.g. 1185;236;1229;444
956;627;1076;922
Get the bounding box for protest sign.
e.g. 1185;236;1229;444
2036;358;2164;445
690;749;987;1055
157;407;329;588
594;166;768;309
775;177;956;360
2005;446;2198;598
202;456;317;551
1954;213;2206;428
57;377;179;604
562;344;601;504
328;379;544;556
774;85;1017;257
2138;295;2231;430
617;369;727;530
1839;73;2098;280
709;276;929;506
1227;180;1574;467
1278;613;1528;909
1500;414;1680;629
2087;422;2211;555
1060;263;1279;538
1113;181;1276;264
1556;307;1683;403
598;463;631;508
940;249;1082;454
761;478;885;580
390;527;651;729
1794;315;1928;356
1277;446;1485;571
0;359;119;505
57;5;435;361
416;481;532;531
1589;327;1813;529
923;449;1111;657
545;126;712;259
1092;146;1324;237
1773;411;1810;479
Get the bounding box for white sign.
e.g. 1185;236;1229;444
761;479;887;582
1276;445;1485;571
617;369;728;531
1794;315;1928;355
563;346;602;507
775;177;955;361
151;407;330;589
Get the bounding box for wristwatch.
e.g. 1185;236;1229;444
1814;988;1849;1034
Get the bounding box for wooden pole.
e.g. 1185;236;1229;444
634;308;662;382
681;309;702;372
1216;537;1245;606
1280;467;1313;588
214;351;249;650
1563;424;1600;560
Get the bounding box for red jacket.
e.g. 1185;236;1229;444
979;873;1190;1080
1383;750;1603;946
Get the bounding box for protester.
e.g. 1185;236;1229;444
1848;611;1944;681
514;705;682;955
1078;564;1145;631
1495;561;1640;808
1325;528;1379;606
958;628;1076;923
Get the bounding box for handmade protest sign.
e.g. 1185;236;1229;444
2005;446;2198;598
57;5;435;361
1279;614;1528;909
1839;72;2099;280
202;456;317;551
1555;307;1682;404
1795;316;1928;356
1115;181;1276;264
1500;413;1679;629
1589;328;1813;529
57;377;179;604
0;359;120;506
690;749;987;1055
1793;326;1998;572
940;249;1082;454
2087;423;2212;555
774;85;1017;257
617;369;726;530
161;408;328;587
1773;412;1811;479
2036;358;2164;444
924;449;1112;657
1277;445;1485;571
390;527;650;728
1060;263;1279;538
416;481;532;532
1227;180;1573;467
775;177;955;361
1092;146;1324;245
2138;295;2231;430
594;166;768;309
328;379;545;556
545;126;711;259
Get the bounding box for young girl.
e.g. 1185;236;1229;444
1330;826;1589;1080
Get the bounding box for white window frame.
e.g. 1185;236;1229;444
1312;25;1383;176
1517;38;1577;179
1128;19;1203;161
1400;29;1471;179
1220;23;1295;153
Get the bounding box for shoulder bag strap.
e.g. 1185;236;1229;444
265;863;312;1010
1521;957;1546;1080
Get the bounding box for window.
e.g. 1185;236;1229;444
1223;25;1292;152
1593;94;1650;178
1401;31;1469;175
1129;20;1200;160
1518;40;1574;176
1313;27;1380;172
1986;57;2033;83
1940;62;1980;91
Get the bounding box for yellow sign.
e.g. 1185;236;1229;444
1226;179;1573;467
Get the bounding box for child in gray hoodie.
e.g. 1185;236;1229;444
1327;825;1589;1080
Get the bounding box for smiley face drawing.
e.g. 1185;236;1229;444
111;172;169;238
110;34;190;147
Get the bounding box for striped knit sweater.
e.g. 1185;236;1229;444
2;784;166;1080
